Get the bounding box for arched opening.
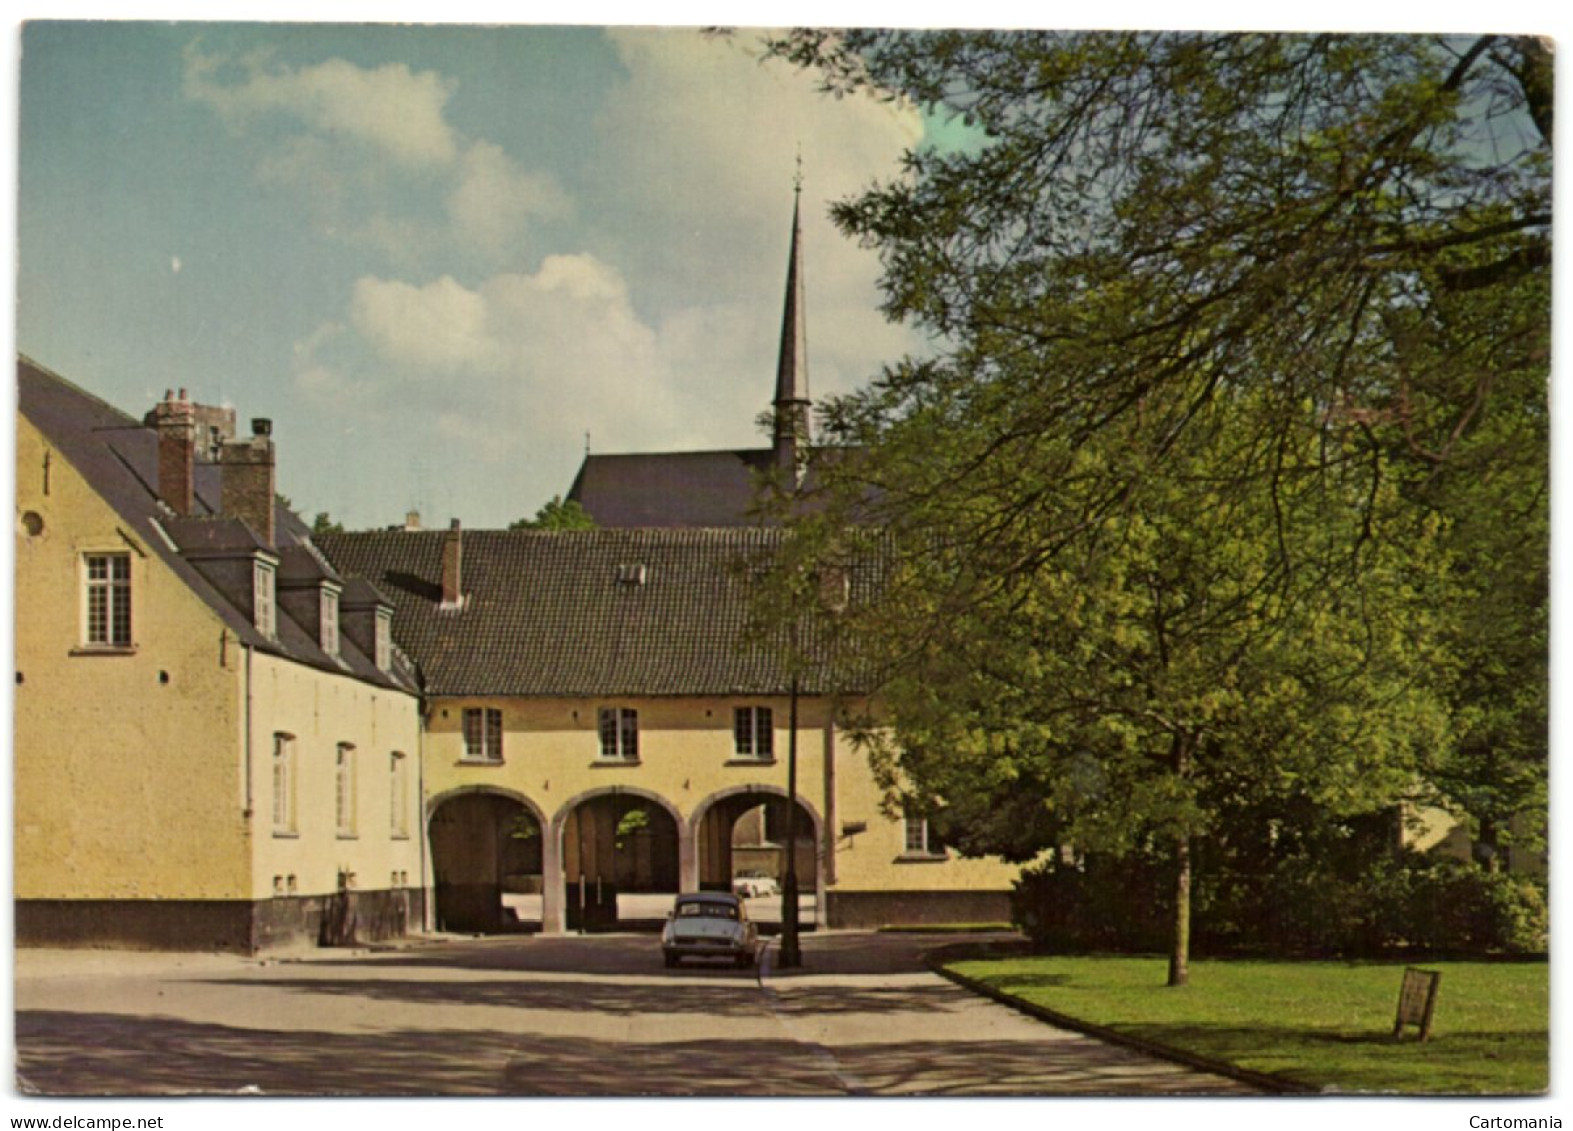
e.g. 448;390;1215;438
561;792;680;931
696;789;819;929
428;791;544;933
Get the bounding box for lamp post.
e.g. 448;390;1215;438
778;671;803;968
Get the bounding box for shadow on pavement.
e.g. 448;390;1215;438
14;1009;834;1096
15;1008;1245;1096
186;975;777;1017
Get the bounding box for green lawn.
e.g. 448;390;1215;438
944;954;1547;1094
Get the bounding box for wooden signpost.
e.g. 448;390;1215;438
1394;967;1441;1041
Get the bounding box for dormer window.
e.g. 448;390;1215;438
320;587;340;658
374;608;393;672
254;560;276;638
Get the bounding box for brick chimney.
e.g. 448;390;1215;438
441;518;463;609
153;389;196;515
221;419;276;547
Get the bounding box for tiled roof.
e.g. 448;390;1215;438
17;356;416;695
317;527;878;699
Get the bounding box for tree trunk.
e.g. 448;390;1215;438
1168;732;1193;988
1168;829;1190;987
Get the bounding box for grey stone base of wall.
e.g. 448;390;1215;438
825;889;1012;929
16;888;427;955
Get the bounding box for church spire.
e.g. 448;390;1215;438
774;162;811;476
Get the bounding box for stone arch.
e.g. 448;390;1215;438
427;783;546;825
551;786;685;931
691;785;821;923
427;787;548;933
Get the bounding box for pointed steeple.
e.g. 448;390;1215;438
774;166;811;476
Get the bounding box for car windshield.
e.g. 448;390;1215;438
676;900;738;920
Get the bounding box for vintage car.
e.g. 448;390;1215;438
661;891;760;968
731;871;780;899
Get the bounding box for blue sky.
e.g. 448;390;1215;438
19;22;936;528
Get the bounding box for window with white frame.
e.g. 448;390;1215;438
335;743;357;837
598;707;639;761
253;560;276;638
903;813;944;857
271;733;297;835
83;552;132;647
320;587;340;657
733;706;774;759
374;609;393;671
462;707;503;763
389;751;409;837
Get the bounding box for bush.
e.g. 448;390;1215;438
1012;851;1173;953
1403;860;1548;955
1013;843;1547;958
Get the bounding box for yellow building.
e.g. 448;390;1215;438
314;194;1016;934
320;525;1019;934
15;358;426;952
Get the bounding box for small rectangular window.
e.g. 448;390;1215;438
320;588;340;657
904;813;944;857
733;706;774;759
253;560;276;638
463;707;504;763
374;609;393;671
84;553;132;647
336;743;357;837
598;707;639;761
390;751;409;838
272;733;297;835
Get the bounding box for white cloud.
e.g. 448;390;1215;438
592;29;928;403
183;44;569;268
350;274;496;373
448;141;571;258
279;29;933;527
183;44;459;167
306;256;677;444
599;30;921;233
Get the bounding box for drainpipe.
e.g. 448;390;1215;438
418;702;432;932
242;641;254;819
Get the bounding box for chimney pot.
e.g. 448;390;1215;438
252;418;272;438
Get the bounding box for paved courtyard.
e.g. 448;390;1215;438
14;930;1257;1096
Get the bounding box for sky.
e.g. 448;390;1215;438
18;22;940;530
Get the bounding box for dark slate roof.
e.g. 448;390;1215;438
164;515;275;558
17;356;416;695
566;449;781;528
564;446;867;530
317;527;877;698
276;541;344;587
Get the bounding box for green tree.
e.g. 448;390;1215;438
311;511;346;536
510;495;596;531
756;31;1548;983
